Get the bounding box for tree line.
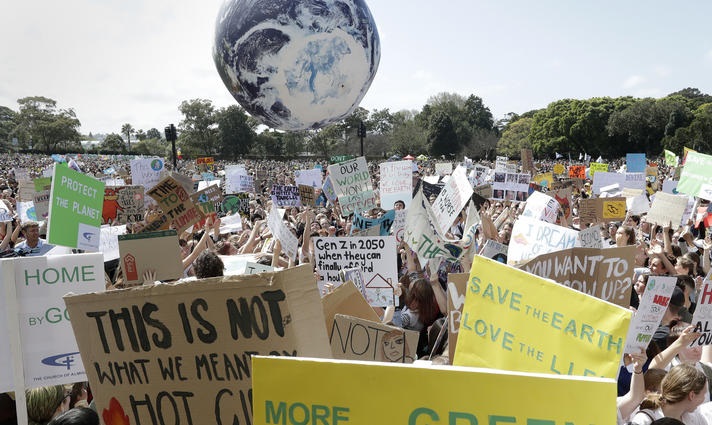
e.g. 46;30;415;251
1;88;710;160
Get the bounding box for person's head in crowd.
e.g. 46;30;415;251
650;256;668;275
640;363;707;417
215;239;237;256
676;275;696;306
682;251;702;276
47;408;99;425
608;222;619;240
615;225;636;247
178;238;190;258
394;200;406;210
497;225;512;245
666;321;701;363
21;221;42;247
626;214;641;227
193;250;224;279
405;278;441;328
26;385;69;425
644;368;667;393
650;418;685;425
676;254;697;277
634;273;649;298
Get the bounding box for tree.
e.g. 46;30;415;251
283;131;306;158
121;123;135;151
135;129;147;141
427;110;458;157
368;108;394;135
146;128;162;140
389;110;427;156
463;94;494;131
667;88;712;110
250;131;283;158
0;106;18;151
664;103;712;153
497;117;534;158
132;138;169;156
100;133;127;153
178;99;219;156
215;105;256;160
14;96;82;152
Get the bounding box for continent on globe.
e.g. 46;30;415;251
213;0;380;131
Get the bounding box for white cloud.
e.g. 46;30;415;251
622;75;646;89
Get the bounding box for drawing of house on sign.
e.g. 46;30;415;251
365;273;396;307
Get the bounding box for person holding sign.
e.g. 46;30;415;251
15;221;54;256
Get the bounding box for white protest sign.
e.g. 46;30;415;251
431;166;473;234
422;175;440;184
391;209;407;243
98;224;126;262
379;160;413;209
294;169;323;188
313;236;398;306
691;276;712;347
267;205;298;260
243;262;275;274
130;157;164;203
507;216;579;265
328;157;376;216
495;156;508;171
219;212;243;233
626;194;650;215
592;172;646;195
0;203;12;222
699;184;712;202
9;253;105;388
225;165;253;193
479;239;508;263
197;179;221;192
577;225;603;249
270;185;302;207
646;192;689;226
218;253;258;275
625;276;677;353
434;162;453;176
662;180;679;194
521;191;559;223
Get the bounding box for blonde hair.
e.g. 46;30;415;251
26;385;66;425
640;363;706;410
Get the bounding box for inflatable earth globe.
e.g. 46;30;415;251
213;0;380;131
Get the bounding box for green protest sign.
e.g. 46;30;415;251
678;151;712;197
48;164;105;250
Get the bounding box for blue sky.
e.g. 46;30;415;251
1;0;710;135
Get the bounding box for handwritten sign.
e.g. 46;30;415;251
625;276;677;353
379;160;413;209
103;185;144;224
270;185;301;207
64;265;330;425
454;256;631;378
431;166;473;233
330;315;418;363
646;192;689;226
507;216;579;265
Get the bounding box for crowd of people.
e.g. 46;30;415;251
0;151;710;424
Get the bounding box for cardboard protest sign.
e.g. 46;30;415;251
253;356;617;425
2;253;105;388
446;273;468;363
519;246;637;308
321;281;381;336
270;184;301;207
313;236;398;306
190;184;222;221
31;190;50;221
130;157;164;201
454;256;631;378
379;160;413;209
521;191;559;223
48;164;105;250
626;153;647;173
691;276;712;347
328;157;376;216
646;192;689;226
578;197;627;224
568;165;586;179
434;162;453;176
677;152;712;197
103;186;144;224
589;162;608;176
64;265;331;425
298;184;316;207
146;176;202;233
267;205;299;261
330;314;418;363
577;225;604;249
118;230;182;285
431;166;473;233
507;216;579;265
521;148;534;173
625;276;677;353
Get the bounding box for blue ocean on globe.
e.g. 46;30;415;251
213;0;380;131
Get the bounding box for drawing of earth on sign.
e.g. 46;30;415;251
213;0;380;131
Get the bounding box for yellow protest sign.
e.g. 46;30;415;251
589;162;608;176
553;163;565;175
601;199;627;220
253;356;617;424
532;172;553;189
453;256;631;379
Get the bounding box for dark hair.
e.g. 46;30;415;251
405;278;440;327
650;418;685;425
193;250;224;279
47;408;99;425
